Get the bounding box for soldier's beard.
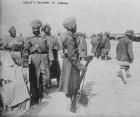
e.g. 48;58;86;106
45;31;51;35
10;33;16;38
33;31;40;36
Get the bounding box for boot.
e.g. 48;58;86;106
70;95;77;113
117;71;123;78
42;85;47;98
41;85;48;102
126;69;131;78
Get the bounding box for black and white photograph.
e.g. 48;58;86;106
0;0;140;116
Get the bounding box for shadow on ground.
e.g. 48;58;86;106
79;81;96;107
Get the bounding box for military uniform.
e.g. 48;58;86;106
101;32;111;60
43;34;61;86
24;20;54;104
77;34;87;60
59;31;81;96
116;30;134;83
24;33;54;103
91;34;102;58
0;26;30;110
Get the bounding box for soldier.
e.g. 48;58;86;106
101;31;111;60
91;33;97;56
91;33;102;58
41;23;61;87
0;26;30;111
77;33;87;61
116;30;134;84
59;17;85;113
24;20;54;105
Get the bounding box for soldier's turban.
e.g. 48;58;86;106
125;30;134;36
30;20;42;29
41;23;51;32
8;26;16;33
97;32;103;37
104;31;110;35
63;17;76;30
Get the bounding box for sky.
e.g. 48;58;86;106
0;0;140;36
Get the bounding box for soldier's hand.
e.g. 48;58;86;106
77;62;87;71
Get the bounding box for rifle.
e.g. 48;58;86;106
70;55;94;112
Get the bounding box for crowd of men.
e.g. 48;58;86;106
0;17;134;113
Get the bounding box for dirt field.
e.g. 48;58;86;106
2;40;140;117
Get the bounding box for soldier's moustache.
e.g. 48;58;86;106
33;30;40;36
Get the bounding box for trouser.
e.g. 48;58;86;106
101;49;109;60
120;65;130;77
40;62;50;98
30;86;40;104
40;62;50;87
117;61;131;83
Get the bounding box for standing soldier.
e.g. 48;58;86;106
59;17;85;113
101;31;111;60
0;26;30;111
41;23;61;87
116;30;134;84
91;33;102;58
24;20;54;105
77;33;87;61
91;33;97;56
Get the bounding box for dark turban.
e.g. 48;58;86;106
125;30;134;36
8;26;16;33
41;23;51;32
63;17;76;30
30;20;42;29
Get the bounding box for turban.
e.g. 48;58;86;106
8;26;16;33
125;30;134;36
97;32;103;37
104;31;110;36
63;17;76;30
41;23;51;32
30;20;42;29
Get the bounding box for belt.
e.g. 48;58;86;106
31;51;48;54
2;50;20;52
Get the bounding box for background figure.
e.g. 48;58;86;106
101;31;111;60
116;30;134;84
24;20;53;105
0;26;30;111
41;23;61;87
91;33;96;56
91;33;103;58
77;33;87;61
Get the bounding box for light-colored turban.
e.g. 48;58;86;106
41;23;51;32
63;17;76;30
8;26;16;33
30;20;42;29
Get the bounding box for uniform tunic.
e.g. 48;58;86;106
43;34;61;83
91;36;102;57
116;36;133;63
101;35;111;57
77;36;87;59
59;31;81;95
24;34;53;102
